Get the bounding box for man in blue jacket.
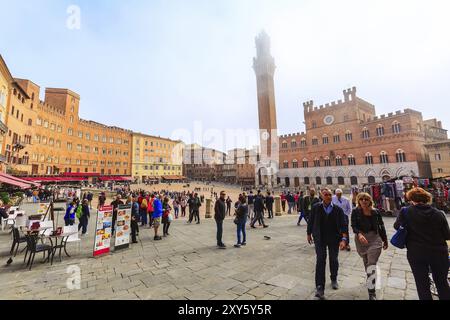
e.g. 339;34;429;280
152;194;163;241
307;188;348;300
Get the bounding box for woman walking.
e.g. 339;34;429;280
140;198;148;226
234;194;248;248
394;188;450;300
351;193;388;300
173;197;180;219
180;196;187;217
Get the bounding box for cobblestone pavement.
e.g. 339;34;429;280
2;207;442;301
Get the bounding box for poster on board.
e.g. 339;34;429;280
114;204;132;251
93;205;113;257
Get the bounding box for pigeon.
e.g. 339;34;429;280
264;236;271;240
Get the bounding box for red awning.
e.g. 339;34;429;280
99;176;133;182
61;172;101;177
0;173;35;189
22;177;86;183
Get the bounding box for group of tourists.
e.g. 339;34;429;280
300;186;449;301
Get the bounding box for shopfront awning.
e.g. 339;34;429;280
161;175;186;180
99;176;133;182
22;177;86;183
0;173;36;189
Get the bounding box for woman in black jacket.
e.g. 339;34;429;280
394;187;450;300
234;195;248;248
351;193;388;300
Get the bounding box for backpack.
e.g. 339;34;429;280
76;205;83;219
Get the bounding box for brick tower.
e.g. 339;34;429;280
253;31;279;187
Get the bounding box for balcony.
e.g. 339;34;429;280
0;120;7;135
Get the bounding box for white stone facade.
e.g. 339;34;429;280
278;162;420;188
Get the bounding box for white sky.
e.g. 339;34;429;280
1;0;449;152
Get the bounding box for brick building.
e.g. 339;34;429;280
277;87;448;188
252;34;448;189
182;144;226;182
0;56;133;176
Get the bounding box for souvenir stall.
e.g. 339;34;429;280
418;176;450;213
361;176;418;216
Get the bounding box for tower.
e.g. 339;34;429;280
253;31;278;187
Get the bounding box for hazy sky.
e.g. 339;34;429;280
1;0;449;152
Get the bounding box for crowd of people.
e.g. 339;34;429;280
55;182;450;301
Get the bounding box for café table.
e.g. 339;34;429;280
43;231;78;264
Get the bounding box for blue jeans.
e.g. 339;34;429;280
298;211;307;224
237;220;246;244
140;209;148;225
174;207;179;218
288;202;295;214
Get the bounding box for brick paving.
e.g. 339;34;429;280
1;204;442;300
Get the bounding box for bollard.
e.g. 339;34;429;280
274;196;282;216
205;199;212;218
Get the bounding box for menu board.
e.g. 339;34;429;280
114;204;132;251
93;205;113;257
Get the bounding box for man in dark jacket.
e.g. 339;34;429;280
286;192;295;214
130;196;140;243
111;195;124;236
302;188;321;223
307;188;348;300
265;192;274;219
192;193;202;224
251;191;268;228
297;191;305;226
215;191;227;249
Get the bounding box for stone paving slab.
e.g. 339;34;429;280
0;211;447;300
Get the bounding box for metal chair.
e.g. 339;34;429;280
23;233;53;270
10;227;27;257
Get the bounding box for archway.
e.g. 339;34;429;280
284;177;290;187
350;176;358;186
368;176;376;184
294;177;300;187
326;176;333;185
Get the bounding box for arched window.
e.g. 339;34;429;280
313;158;320;167
291;140;297;148
337;176;345;185
302;158;309;168
304;177;310;185
345;130;353;141
396;149;406;163
350;176;358;186
380;151;389;164
322;134;329;144
365;152;373;165
326;176;333;185
348;154;356;166
362;127;370;139
292;159;299;168
376;124;385;137
285;177;290;187
316;177;322;185
324;156;331;167
283;160;289;169
282;141;288;149
312;137;318;146
333;133;340;143
300;138;307;148
368;176;376;184
294;177;300;187
335;156;343;166
28;119;32;126
392;121;401;134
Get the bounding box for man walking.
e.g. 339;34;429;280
297;191;305;226
307;188;348;300
287;192;295;214
247;191;255;221
192;193;202;224
251;190;268;228
215;191;227;249
265;191;274;219
332;189;352;251
302;188;321;224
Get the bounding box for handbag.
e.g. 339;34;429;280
390;207;409;249
233;217;239;225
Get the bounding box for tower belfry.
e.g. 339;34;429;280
253;31;278;187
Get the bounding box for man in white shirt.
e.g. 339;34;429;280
332;189;352;251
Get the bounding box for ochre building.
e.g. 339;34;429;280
132;132;183;183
